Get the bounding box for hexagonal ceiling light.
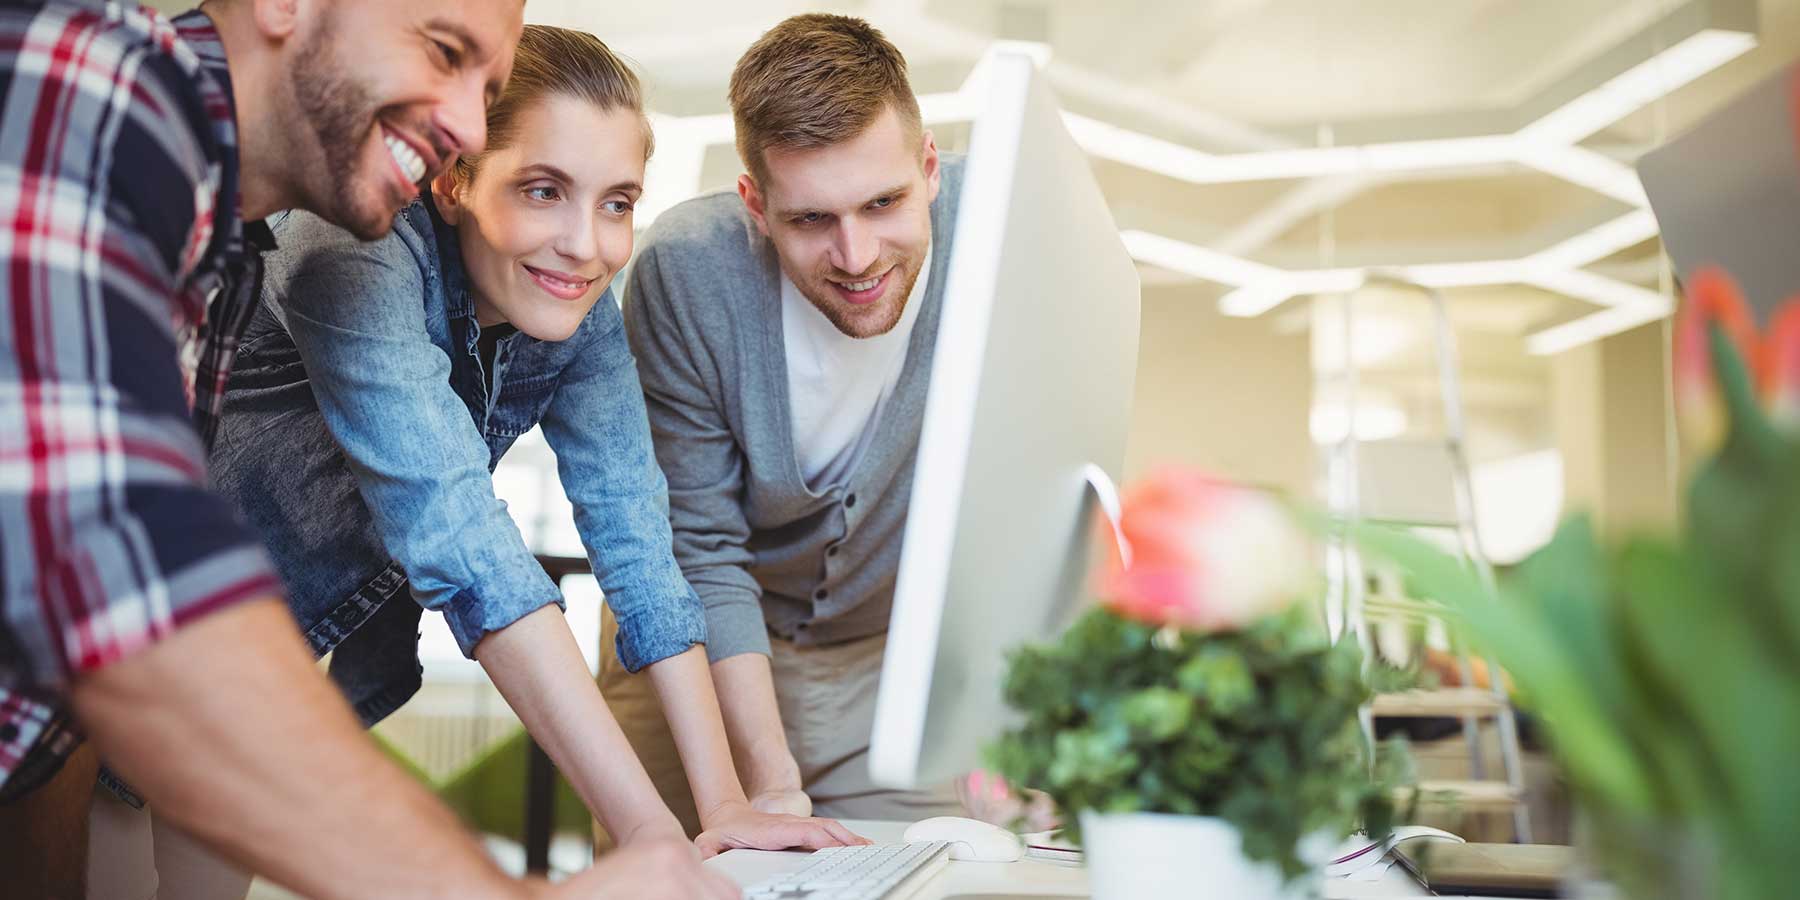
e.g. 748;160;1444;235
632;0;1756;354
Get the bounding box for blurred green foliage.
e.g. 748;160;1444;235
1347;324;1800;900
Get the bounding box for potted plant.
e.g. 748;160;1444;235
986;470;1400;900
1349;268;1800;900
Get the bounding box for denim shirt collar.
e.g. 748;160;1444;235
417;187;479;326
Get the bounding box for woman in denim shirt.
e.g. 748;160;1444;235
208;26;861;866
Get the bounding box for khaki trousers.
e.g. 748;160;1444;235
83;791;251;900
593;605;962;848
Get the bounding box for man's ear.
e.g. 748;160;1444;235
431;169;465;225
737;173;771;237
250;0;302;43
920;129;942;206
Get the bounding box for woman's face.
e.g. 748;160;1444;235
434;93;646;341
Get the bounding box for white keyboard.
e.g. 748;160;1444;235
743;841;951;900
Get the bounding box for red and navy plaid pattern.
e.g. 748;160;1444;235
0;1;281;799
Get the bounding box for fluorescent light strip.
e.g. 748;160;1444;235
1400;259;1543;287
1132;224;1665;319
1514;145;1649;206
1527;268;1667;308
1516;29;1758;146
1528;209;1661;270
1526;296;1674;355
1120;229;1286;286
1220;283;1300;317
1066;121;1518;185
1057;30;1747;190
1062;114;1233;183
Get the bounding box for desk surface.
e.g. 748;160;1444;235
706;820;1450;899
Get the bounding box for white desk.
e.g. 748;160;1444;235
706;820;1446;899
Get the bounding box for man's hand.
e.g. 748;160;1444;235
540;836;740;900
747;786;813;817
694;800;869;858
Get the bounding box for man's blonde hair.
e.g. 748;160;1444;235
729;14;923;185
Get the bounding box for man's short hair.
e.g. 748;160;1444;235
728;14;923;185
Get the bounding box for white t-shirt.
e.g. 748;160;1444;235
781;249;932;491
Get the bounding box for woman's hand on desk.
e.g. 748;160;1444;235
694;799;871;858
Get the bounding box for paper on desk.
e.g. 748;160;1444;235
1346;859;1396;882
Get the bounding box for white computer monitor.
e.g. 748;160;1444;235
868;53;1143;790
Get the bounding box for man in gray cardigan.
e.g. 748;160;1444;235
599;13;966;831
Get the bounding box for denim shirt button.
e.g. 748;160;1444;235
826;545;840;558
814;588;829;601
844;493;858;509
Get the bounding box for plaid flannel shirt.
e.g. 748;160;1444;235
0;1;281;800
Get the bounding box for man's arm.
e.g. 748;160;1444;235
74;602;743;900
621;240;805;799
710;653;810;813
642;647;865;854
71;600;526;900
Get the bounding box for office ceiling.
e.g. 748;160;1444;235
519;0;1797;455
134;0;1799;445
526;0;1795;344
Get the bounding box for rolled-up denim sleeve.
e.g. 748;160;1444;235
269;216;561;656
539;296;706;672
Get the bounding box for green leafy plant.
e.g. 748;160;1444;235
983;471;1402;879
1348;268;1800;900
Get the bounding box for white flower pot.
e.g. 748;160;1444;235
1079;811;1324;900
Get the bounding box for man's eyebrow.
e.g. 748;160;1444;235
426;18;506;102
774;184;911;220
425;18;481;55
773;205;824;220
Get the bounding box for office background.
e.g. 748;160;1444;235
136;0;1800;886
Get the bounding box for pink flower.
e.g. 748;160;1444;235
1672;266;1800;450
1763;299;1800;430
1099;467;1313;632
957;770;1060;832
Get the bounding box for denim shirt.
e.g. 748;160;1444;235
210;195;706;724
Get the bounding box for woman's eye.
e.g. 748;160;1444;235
603;199;635;215
871;197;894;209
525;186;561;202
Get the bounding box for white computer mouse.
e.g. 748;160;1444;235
902;816;1026;862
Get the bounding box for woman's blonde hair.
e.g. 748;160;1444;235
452;25;653;184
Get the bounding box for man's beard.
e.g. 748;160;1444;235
288;16;401;240
797;253;925;340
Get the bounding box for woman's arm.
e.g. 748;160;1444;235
474;605;685;844
540;300;862;854
265;218;679;843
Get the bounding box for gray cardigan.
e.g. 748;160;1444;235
622;157;964;661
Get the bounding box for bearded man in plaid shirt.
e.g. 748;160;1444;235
0;2;699;898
